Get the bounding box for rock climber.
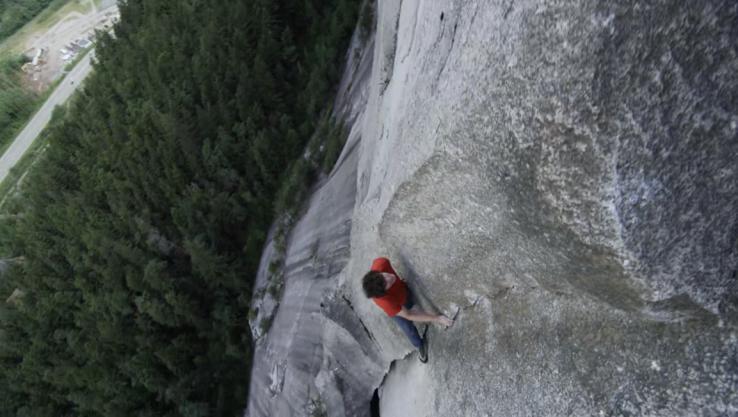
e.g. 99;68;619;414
362;257;453;363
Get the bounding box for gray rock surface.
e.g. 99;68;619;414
246;1;738;416
245;25;382;417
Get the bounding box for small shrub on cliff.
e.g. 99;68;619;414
248;307;258;322
259;316;274;334
359;0;375;41
308;397;328;417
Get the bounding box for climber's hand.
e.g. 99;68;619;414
435;315;453;327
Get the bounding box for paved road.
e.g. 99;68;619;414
0;50;94;183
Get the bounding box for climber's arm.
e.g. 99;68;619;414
396;307;453;326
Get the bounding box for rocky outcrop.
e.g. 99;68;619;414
246;1;738;416
244;23;382;417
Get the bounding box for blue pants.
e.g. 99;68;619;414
392;290;423;349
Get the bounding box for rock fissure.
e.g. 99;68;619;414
342;294;378;345
503;0;514;20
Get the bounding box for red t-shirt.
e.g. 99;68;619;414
370;257;407;317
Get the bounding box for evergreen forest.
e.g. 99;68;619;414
0;0;360;416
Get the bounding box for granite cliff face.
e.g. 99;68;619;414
246;1;738;416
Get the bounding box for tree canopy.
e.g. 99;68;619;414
0;0;359;416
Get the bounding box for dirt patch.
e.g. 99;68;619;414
20;0;118;91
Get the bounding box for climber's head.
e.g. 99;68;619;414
362;271;387;298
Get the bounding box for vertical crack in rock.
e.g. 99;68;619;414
430;2;462;89
378;0;402;95
503;0;514;20
342;294;378;345
397;0;420;65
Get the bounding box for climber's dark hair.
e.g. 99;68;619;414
362;271;386;298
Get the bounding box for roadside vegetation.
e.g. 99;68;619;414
0;0;97;158
0;105;63;210
0;1;360;417
0;53;63;159
0;55;41;155
0;0;63;42
62;46;91;71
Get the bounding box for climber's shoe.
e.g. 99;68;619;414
418;340;428;363
418;325;428;363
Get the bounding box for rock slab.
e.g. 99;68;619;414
246;1;738;416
